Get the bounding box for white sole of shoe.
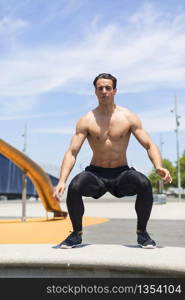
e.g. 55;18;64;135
138;244;157;249
59;243;82;249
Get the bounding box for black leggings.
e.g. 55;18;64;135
66;165;153;232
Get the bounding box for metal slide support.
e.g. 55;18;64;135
0;138;67;218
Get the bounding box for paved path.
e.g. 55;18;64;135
0;199;185;278
0;199;185;246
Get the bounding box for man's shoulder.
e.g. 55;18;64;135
79;110;93;121
116;106;135;117
76;111;93;127
116;106;141;125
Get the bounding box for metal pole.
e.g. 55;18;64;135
159;133;164;194
21;172;27;222
21;123;27;222
174;97;181;200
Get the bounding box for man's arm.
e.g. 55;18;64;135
53;117;88;201
129;112;172;184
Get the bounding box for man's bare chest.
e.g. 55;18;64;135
87;119;130;142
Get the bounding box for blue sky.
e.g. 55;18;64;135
0;0;185;182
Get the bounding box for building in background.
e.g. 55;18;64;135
0;154;59;200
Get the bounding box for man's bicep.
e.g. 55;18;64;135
132;127;152;149
130;116;152;149
70;132;86;151
68;122;87;155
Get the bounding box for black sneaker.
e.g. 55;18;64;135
54;231;82;249
137;231;156;249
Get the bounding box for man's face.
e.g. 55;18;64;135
95;78;117;104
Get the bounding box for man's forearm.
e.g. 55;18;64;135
147;143;163;169
59;151;76;184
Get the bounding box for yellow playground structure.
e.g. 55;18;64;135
0;138;67;218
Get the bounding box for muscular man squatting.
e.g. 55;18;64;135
54;73;172;249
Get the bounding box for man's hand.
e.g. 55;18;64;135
53;182;66;202
156;167;172;184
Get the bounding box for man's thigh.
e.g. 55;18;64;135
69;171;106;198
113;168;149;197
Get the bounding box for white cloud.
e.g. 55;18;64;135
0;99;92;120
129;2;161;25
0;3;185;97
30;127;74;135
0;16;27;35
0;113;47;121
139;108;185;133
1;96;37;115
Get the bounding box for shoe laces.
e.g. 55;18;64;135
67;231;82;239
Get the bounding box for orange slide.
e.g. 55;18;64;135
0;139;67;218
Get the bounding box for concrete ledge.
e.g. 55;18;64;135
0;244;184;278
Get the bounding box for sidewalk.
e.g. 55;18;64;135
0;198;185;277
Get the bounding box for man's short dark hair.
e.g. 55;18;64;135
93;73;117;89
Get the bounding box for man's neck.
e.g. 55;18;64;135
98;103;116;117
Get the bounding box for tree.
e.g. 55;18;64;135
179;151;185;189
163;159;176;187
148;150;185;192
148;171;160;192
148;159;176;192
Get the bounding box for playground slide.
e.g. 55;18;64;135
0;139;67;218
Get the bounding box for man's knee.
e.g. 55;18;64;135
130;170;152;192
67;172;86;194
68;176;81;193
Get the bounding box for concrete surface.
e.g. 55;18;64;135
0;244;184;278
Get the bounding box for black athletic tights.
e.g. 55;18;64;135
66;165;153;232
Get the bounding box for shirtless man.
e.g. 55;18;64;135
54;73;172;249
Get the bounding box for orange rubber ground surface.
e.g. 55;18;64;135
0;216;109;244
